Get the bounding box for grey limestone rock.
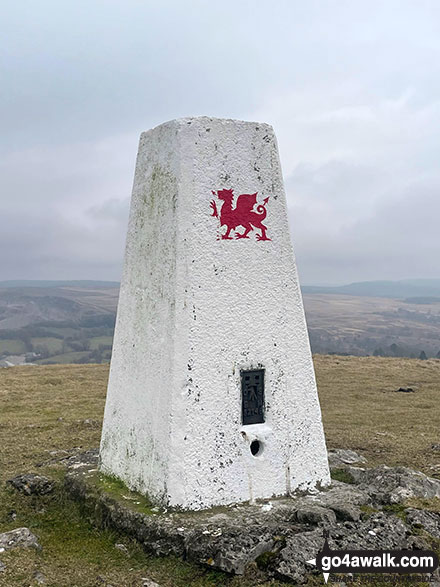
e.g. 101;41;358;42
63;450;440;584
33;570;46;584
141;579;161;587
328;502;361;522
273;529;324;584
273;513;409;583
405;508;440;539
0;527;40;552
327;512;409;551
7;473;55;496
328;449;367;468
294;505;337;527
187;528;275;575
356;465;440;504
114;543;129;555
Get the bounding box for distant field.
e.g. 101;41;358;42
89;335;113;350
0;339;26;354
0;356;440;586
30;337;64;354
36;351;92;365
42;326;82;337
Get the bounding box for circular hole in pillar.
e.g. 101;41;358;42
250;440;263;457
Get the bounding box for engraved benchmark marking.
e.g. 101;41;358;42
241;369;265;425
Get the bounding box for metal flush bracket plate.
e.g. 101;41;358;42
241;368;265;425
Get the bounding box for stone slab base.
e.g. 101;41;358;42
63;450;440;584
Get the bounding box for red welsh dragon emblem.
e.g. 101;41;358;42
210;189;271;241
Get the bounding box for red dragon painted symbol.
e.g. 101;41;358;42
210;189;271;241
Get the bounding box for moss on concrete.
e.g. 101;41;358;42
92;471;156;516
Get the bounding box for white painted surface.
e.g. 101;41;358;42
99;117;330;510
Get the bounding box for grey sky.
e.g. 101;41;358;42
1;0;439;284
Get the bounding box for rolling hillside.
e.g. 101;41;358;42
0;283;118;365
304;293;440;357
302;278;440;299
0;279;439;364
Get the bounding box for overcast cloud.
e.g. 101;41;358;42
1;0;439;284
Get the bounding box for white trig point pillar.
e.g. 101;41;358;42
99;117;330;510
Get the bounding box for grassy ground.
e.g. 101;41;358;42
0;364;280;586
0;356;439;585
315;355;440;475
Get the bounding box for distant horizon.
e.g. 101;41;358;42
1;277;440;288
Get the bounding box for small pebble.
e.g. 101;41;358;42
115;543;129;555
34;570;46;584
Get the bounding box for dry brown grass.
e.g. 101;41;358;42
0;356;440;586
0;364;282;587
316;354;440;475
0;364;108;481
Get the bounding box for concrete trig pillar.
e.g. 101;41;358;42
99;117;330;510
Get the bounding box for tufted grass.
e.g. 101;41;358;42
315;354;440;476
0;364;284;586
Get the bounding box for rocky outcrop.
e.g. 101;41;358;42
61;450;440;584
7;474;55;496
0;528;40;552
405;507;440;539
328;449;440;504
352;465;440;504
272;513;409;583
327;448;367;467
